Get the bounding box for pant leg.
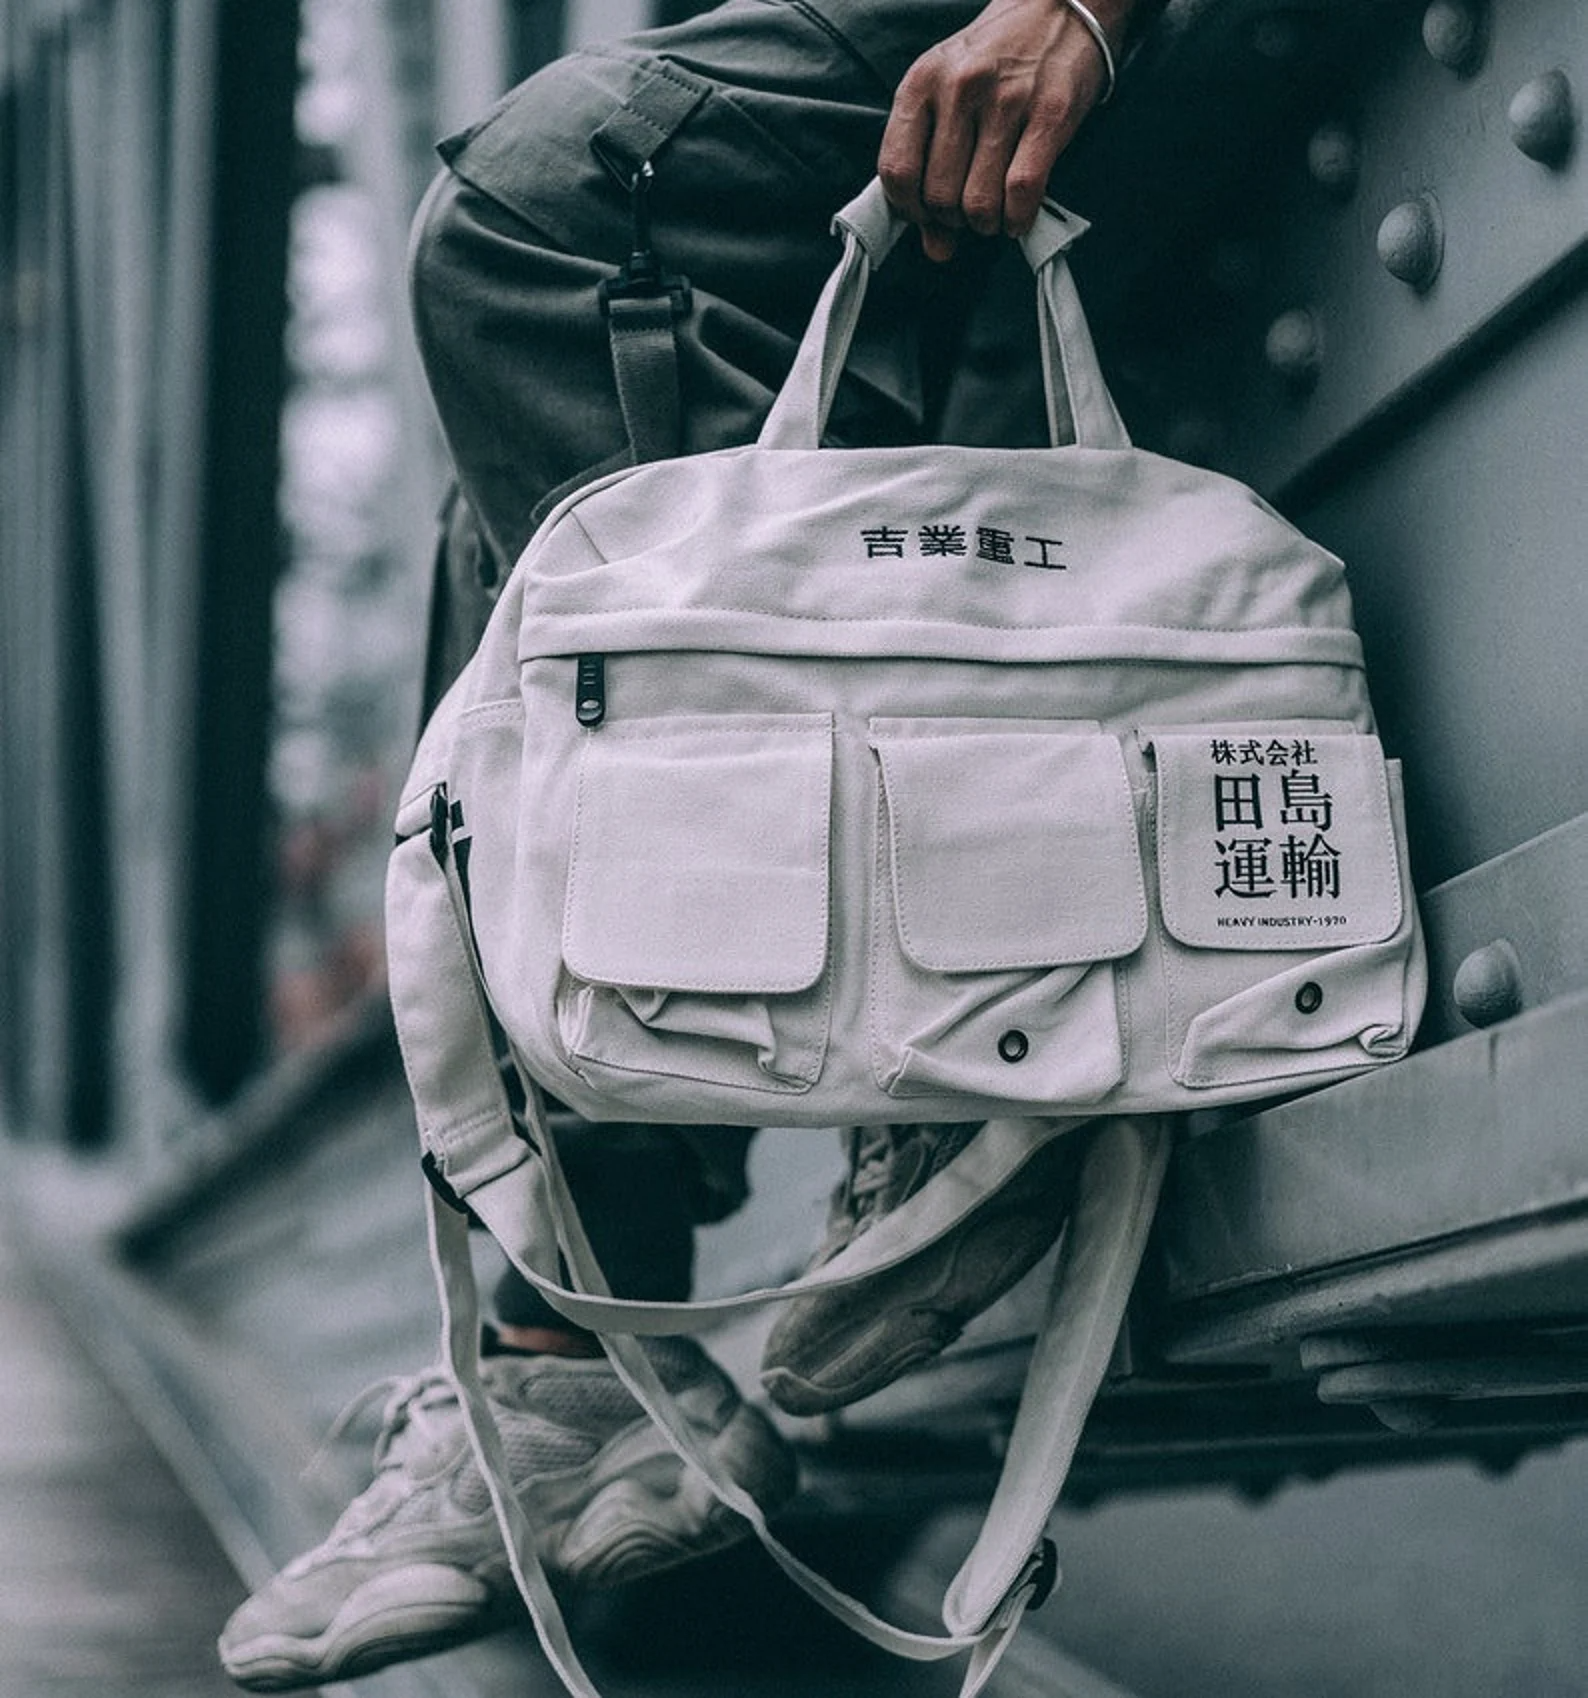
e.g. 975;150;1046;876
489;1122;756;1327
406;0;1042;1331
408;0;1038;569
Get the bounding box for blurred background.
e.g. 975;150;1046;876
2;0;625;1154
4;2;1588;1695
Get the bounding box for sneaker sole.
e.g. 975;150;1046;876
760;1314;960;1415
219;1563;501;1691
556;1404;796;1586
220;1378;798;1687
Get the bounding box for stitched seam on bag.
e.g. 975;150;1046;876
459;700;524;728
564;507;607;561
575;715;831;743
425;1107;517;1167
1116;774;1150;1084
528;608;1366;640
867;782;893;1092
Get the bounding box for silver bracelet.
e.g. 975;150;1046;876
1061;0;1117;103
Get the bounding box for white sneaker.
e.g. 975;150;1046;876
761;1123;1080;1414
218;1338;795;1690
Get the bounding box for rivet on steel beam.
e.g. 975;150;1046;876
1421;0;1485;75
1264;309;1323;388
1307;122;1360;198
1508;69;1576;166
1453;939;1524;1028
1377;193;1443;290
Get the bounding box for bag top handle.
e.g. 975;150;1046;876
757;177;1131;453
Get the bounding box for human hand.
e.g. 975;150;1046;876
878;0;1132;261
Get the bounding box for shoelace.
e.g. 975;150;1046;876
304;1365;460;1487
371;1369;468;1471
276;1367;472;1567
833;1123;981;1247
834;1125;903;1240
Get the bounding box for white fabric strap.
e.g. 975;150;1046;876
424;1080;1012;1682
945;1115;1171;1631
429;1189;608;1698
1021;210;1131;452
403;807;1169;1692
520;1106;1013;1675
524;1092;1171;1651
754;216;876;452
423;1086;1047;1692
757;178;1131;452
463;1109;1083;1336
429;1089;1168;1682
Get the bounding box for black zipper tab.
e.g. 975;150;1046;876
575;655;606;727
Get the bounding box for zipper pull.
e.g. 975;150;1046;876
575;655;606;727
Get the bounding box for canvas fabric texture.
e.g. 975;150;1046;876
391;182;1426;1140
384;181;1426;1698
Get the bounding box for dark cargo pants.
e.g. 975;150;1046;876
408;0;1050;1328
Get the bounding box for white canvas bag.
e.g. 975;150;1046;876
391;181;1425;1136
384;179;1427;1697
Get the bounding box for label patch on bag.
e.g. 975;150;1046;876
1149;730;1402;951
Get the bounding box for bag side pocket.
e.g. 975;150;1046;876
1148;727;1423;1090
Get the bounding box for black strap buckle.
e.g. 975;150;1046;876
1026;1537;1060;1610
598;161;691;317
428;784;450;866
421;1151;481;1227
1000;1538;1060;1622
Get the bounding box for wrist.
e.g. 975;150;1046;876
1057;0;1119;101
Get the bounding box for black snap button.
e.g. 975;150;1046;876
997;1029;1030;1064
1295;981;1324;1015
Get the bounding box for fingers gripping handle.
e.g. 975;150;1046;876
757;177;1129;452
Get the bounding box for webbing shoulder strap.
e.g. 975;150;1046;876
607;291;685;466
601;158;692;467
390;799;1172;1692
388;804;1084;1329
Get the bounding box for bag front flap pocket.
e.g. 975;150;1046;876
872;722;1147;971
564;714;832;993
1149;727;1403;952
